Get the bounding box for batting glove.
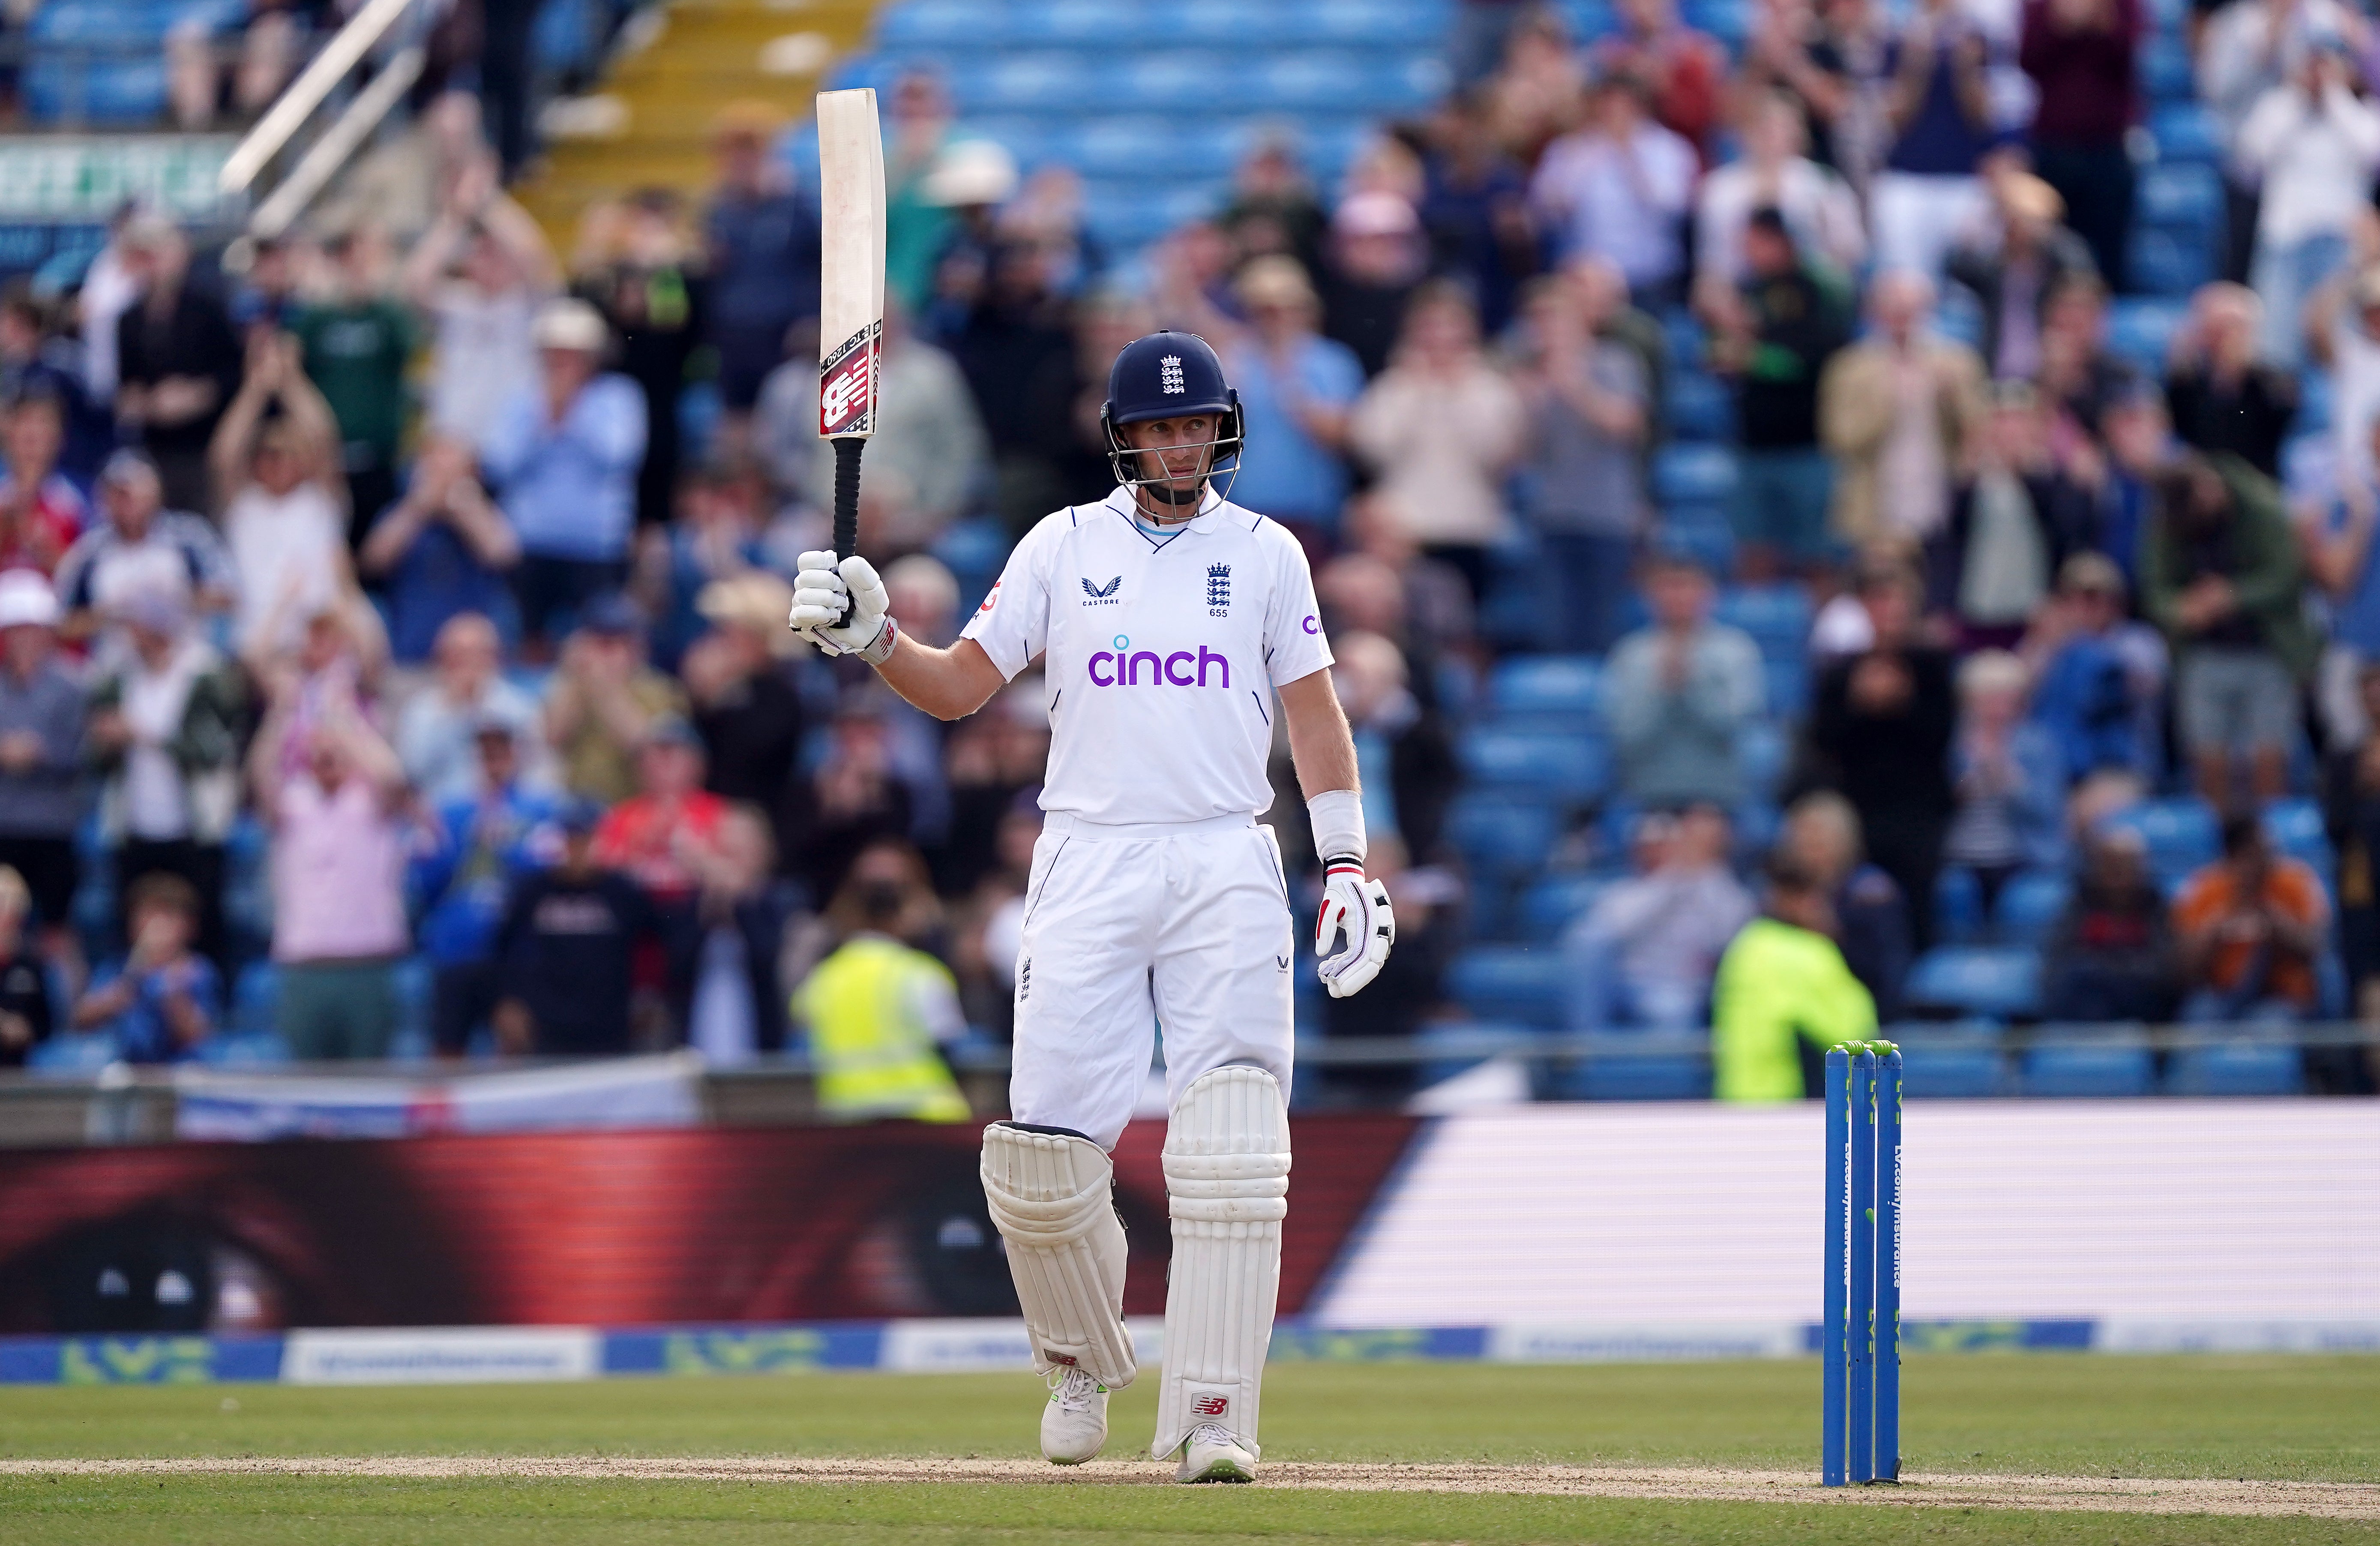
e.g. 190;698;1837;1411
1315;858;1395;999
789;550;897;663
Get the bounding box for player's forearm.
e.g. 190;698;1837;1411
1279;671;1358;804
874;634;1007;722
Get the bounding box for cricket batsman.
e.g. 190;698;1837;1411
790;330;1393;1482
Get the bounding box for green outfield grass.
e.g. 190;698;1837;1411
4;1355;2377;1544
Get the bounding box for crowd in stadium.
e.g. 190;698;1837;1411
0;0;2377;1098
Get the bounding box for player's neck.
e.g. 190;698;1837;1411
1130;484;1205;525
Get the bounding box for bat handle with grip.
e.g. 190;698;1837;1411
830;436;863;627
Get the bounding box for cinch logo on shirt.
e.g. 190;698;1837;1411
1086;637;1230;688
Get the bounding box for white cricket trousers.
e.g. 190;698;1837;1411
1008;811;1296;1150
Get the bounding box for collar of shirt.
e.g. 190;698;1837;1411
1099;484;1230;540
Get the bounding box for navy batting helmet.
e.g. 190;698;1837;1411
1100;330;1244;504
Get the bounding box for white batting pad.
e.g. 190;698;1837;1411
979;1123;1136;1388
1151;1065;1291;1459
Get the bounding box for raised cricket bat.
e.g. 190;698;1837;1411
815;86;885;622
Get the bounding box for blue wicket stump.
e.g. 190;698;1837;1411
1823;1042;1901;1486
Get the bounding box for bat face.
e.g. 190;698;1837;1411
816;87;885;442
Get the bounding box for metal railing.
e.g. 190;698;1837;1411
217;0;424;237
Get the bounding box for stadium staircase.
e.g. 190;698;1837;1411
514;0;881;245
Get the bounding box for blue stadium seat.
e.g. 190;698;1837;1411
24;57;166;124
1682;0;1752;45
232;961;281;1036
876;0;1012;49
957;117;1061;169
1739;719;1788;799
1072;117;1235;180
1653;444;1738;506
1713;583;1811;660
2168;1039;2305;1096
1894;1024;2008;1097
1762;656;1807;719
1447;947;1568;1027
1255;52;1416;113
1557;0;1619;40
2128;228;2215;298
2106;299;2188;369
1519;874;1612;942
1487;655;1601;720
1933;868;1983;945
1460;729;1610;801
1654;506;1736;579
2136;161;2221;229
1007;0;1141;47
2138;34;2195;103
196;1031;292;1068
2264;798;2332;872
1552;1038;1712;1100
2149;104;2221;163
1447;797;1562;876
1175;0;1295;47
950;54;1103;114
1121;54;1256;111
2102;797;2218;883
28;1031;120;1074
1283;0;1453;47
1905;946;2041;1020
1664;370;1733;441
2023;1033;2155;1096
1994;870;2072;947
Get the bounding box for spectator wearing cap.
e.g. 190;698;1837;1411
1945;174;2099;384
2173;811;2332;1025
1693;90;1867;302
1605;551;1766;811
883;71;958;314
0;865;51;1066
0;392;88;577
480;297;648;651
2165;282;2298;478
396;612;547;806
84;588;245;967
592;715;731;1018
2236;36;2380;370
757;293;988;552
53;451;236;655
1510;270;1652;652
1349;282;1526;601
681;572;809;877
1867;0;1997;282
1820;270;1986;552
1319;192;1431;379
288;228;416;539
1808;557;1958;945
1219;257;1364;551
209;330;354;662
704;100;821;429
0;570;85;963
112;216;242;515
2143;451;2314;808
493;800;659;1057
543;592;686;805
360;435;523;664
2306;254;2380;488
1528;74;1700;305
413;713;566;1056
2018;0;2143;289
2022;551;2167;784
251;692;414;1060
1707;208;1855;579
911;139;1020;344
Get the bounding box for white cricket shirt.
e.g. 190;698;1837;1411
961;486;1333;825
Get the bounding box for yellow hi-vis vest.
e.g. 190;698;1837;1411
1709;917;1877;1102
793;935;972;1123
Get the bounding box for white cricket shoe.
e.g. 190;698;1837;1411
1174;1422;1258;1483
1040;1367;1109;1464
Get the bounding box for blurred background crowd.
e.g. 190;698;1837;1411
0;0;2377;1105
